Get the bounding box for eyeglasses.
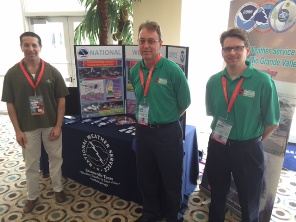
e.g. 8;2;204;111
138;39;160;45
222;46;245;53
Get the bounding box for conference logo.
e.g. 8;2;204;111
234;2;258;32
78;47;89;58
82;134;114;172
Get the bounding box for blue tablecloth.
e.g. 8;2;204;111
41;121;199;209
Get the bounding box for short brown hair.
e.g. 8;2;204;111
138;20;162;41
220;27;250;48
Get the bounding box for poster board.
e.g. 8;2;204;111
74;44;190;139
74;45;125;119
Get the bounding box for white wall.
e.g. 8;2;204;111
0;0;24;112
180;0;230;133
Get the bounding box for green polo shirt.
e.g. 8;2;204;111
130;57;191;124
206;61;280;140
2;61;69;132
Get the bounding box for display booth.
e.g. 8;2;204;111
41;44;198;216
74;44;189;139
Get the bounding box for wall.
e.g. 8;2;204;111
180;0;230;133
133;0;182;45
0;0;24;112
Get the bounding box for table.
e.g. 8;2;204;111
41;120;199;208
181;125;199;213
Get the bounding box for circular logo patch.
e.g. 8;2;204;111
269;0;296;33
82;134;114;172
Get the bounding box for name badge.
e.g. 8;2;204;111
29;96;45;116
137;103;149;125
212;117;233;145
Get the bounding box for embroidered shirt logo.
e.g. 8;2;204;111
155;78;167;85
46;79;52;84
243;90;255;98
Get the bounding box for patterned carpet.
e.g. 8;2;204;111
0;114;295;222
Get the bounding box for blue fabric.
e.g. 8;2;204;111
283;143;296;171
41;121;199;206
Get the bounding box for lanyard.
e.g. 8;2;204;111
139;54;162;97
19;60;45;95
222;76;244;113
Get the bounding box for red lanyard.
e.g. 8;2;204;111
222;76;244;113
19;60;45;94
139;54;162;97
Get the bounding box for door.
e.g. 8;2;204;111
28;16;86;87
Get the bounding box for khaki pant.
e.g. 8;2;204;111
23;127;63;200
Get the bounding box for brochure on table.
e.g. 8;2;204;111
74;45;189;122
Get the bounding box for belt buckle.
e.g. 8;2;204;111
149;124;159;128
148;124;154;128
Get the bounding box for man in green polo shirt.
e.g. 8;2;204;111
205;27;280;222
130;21;191;222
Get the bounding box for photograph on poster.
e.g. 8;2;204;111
99;101;124;116
126;66;133;91
105;79;122;101
274;93;296;137
126;99;136;115
81;102;99;118
80;80;104;102
101;67;122;78
78;67;102;79
125;60;138;114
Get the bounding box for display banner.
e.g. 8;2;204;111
200;0;296;221
74;45;125;119
75;45;189;119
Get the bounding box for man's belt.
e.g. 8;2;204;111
226;136;262;146
139;121;177;128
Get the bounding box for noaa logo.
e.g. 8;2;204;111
82;134;114;172
78;47;89;58
235;2;258;32
269;0;296;33
180;50;185;63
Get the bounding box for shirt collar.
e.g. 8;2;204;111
140;56;163;70
221;60;253;79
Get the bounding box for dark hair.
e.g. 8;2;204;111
138;20;162;41
20;32;42;46
220;27;250;48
